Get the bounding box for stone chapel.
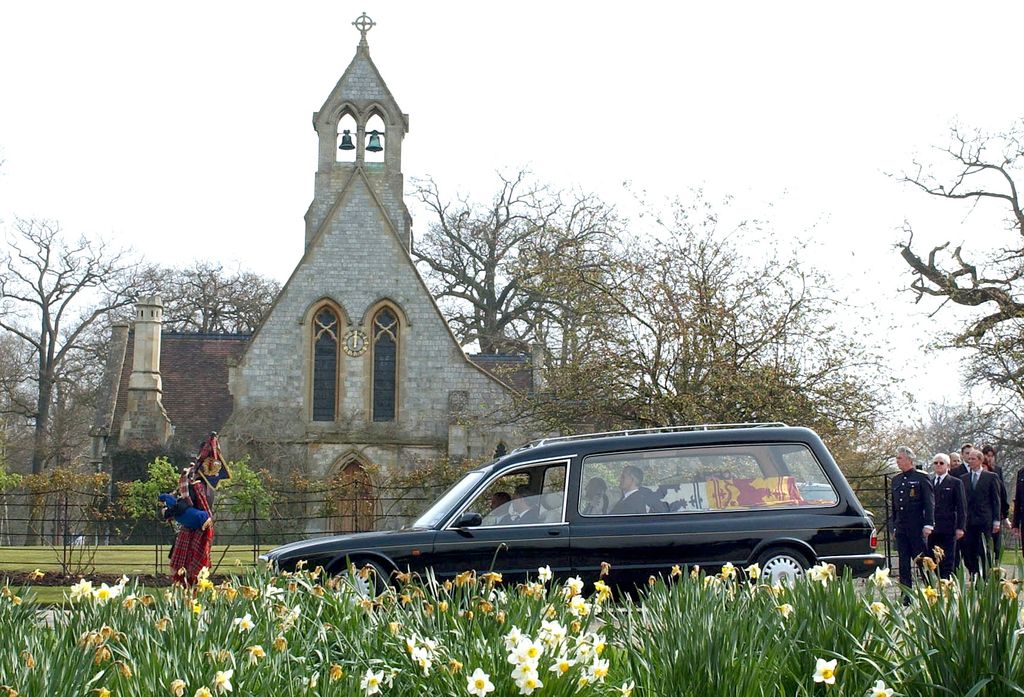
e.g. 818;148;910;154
91;17;538;500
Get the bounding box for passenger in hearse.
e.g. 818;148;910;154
501;484;540;524
610;466;651;514
581;477;609;515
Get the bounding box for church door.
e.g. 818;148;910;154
328;461;375;533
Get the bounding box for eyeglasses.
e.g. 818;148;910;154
932;461;945;465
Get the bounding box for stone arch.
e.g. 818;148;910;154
335;107;357;163
363;111;386;164
307;299;348;422
326;454;377;533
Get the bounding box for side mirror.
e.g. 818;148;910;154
453;512;483;529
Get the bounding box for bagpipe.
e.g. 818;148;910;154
195;431;231;489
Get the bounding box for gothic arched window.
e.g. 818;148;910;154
312;307;339;421
371;307;398;422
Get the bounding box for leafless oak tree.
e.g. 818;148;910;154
0;218;147;475
412;170;622;354
898;121;1024;402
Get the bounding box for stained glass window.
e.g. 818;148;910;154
312;308;339;421
372;308;398;422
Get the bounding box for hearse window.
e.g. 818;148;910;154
474;463;567;526
778;445;839;506
580;444;836;516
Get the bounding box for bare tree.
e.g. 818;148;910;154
145;262;280;334
0;218;147;475
517;192;890;451
898;121;1024;401
412;170;622;354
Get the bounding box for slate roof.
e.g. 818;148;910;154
467;353;533;392
110;332;249;452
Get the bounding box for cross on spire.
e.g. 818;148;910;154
353;12;375;47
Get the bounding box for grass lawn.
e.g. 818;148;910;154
0;544;274;577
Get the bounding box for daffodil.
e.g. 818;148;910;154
194;688;212;697
719;562;737;581
28;569;44;581
95;689;111;697
869;567;891;587
169;679;186;697
744;562;761;580
512;664;542;695
70;578;93;601
360;668;384;695
246;645;266;664
231;613;254;632
213;668;233;693
813;658;838;685
329;664;344;681
776;603;794;618
869;601;889;620
537;565;552;583
868;680;894;697
548;654;575;675
273;635;288;652
617;681;636;696
588;657;610;682
466;667;495;696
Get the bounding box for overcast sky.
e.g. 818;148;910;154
2;2;1022;419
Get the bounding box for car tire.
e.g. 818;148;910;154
756;548;809;586
341;558;390;597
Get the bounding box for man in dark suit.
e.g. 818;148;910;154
959;447;1002;575
929;453;965;579
501;484;540;525
891;446;934;590
610;465;649;515
982;444;1011;562
1013;462;1024;543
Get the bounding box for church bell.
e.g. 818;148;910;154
338;129;355;151
366;130;384;152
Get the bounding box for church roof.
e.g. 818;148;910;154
110;332;248;453
467;353;534;392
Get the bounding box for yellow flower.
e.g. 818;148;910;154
922;586;938;605
455;570;476;587
116;660;133;678
812;658;837;685
600;561;611;577
1002;579;1019;600
448;659;464;674
918;555;938;573
28;569;44;581
719;562;737;581
195;688;213;697
648;575;657;586
593;580;612;603
169;679;186;697
690;565;700;580
122;595;138;610
670;564;682;578
141;594;155;607
239;586;259;600
0;686;17;697
481;571;503;585
776;603;794;619
192;602;203;615
438;600;449;613
329;664;344;681
155;617;171;632
744;563;761;580
20;651;35;669
869;601;889;620
246;645;266;664
272;636;288;652
95;689;111;697
94;645;112;665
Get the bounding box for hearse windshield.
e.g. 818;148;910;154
411;470;487;529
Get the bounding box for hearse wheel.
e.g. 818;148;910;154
757;548;808;586
340;559;390;597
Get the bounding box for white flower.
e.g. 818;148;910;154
466;668;495;696
870;567;891;588
807;563;836;587
617;680;636;696
513;665;542;695
503;626;525;652
411;646;432;676
509;637;544;667
93;583;121;604
548;654;575;675
539;620;567;649
868;680;893;697
568;594;590;618
744;562;761;580
563;576;584;599
69;578;93;601
719;562;737;580
868;601;889;620
813;658;838;685
588;657;610;683
361;668;384;695
301;673;319;690
213;668;234;693
232;613;255;632
537;566;553;583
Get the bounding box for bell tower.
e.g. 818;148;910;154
305;13;412;250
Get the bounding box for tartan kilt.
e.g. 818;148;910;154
169;526;213;584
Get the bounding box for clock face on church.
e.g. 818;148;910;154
343;329;368;357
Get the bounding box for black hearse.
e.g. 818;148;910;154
262;424;883;587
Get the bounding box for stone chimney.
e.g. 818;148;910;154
119;296;173;448
531;343;547;392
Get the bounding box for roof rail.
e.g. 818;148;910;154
512;422;790;454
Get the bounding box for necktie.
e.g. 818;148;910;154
972;472;978;488
937;475;943;486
